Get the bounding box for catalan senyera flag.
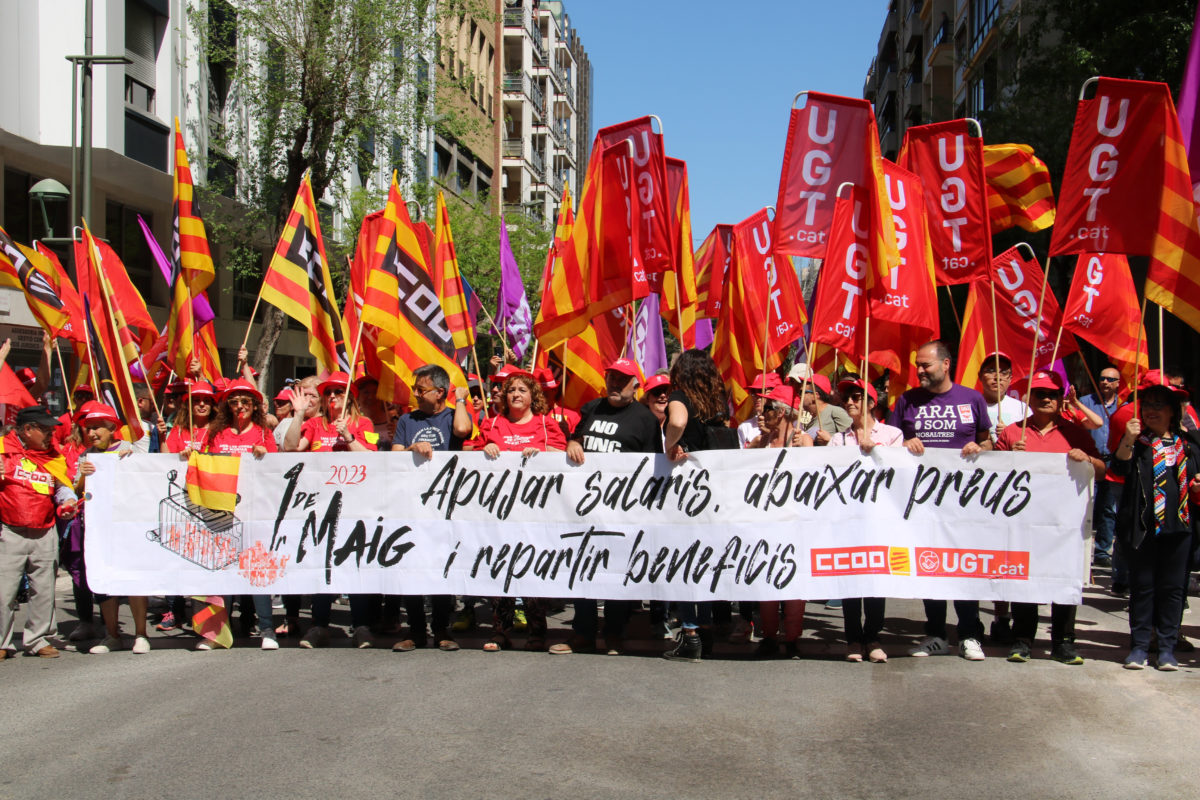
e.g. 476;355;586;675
982;143;1056;233
539;183;574;298
432;191;474;351
165;246;195;379
172;118;215;296
185;451;240;512
79;267;144;443
368;175;466;403
191;598;232;649
0;227;84;343
261;174;351;373
660;157;699;348
694;224;732;319
74;235;157;364
559;307;629;410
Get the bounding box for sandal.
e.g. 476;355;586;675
438;639;460;652
844;643;863;662
482;634;511;652
866;642;888;663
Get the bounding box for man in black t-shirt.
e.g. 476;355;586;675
552;358;661;656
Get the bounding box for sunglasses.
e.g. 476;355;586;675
1142;400;1171;410
227;396;255;408
323;387;346;396
1099;376;1119;382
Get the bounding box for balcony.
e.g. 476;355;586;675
877;12;898;58
926;20;953;68
530;32;547;65
503;71;524;93
529;79;546;121
503;138;523;160
503;8;523;27
530;147;546;182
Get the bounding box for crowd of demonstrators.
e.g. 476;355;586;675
0;337;1196;672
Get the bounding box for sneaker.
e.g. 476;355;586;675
513;608;528;631
604;636;623;656
729;617;754;644
271;595;284;610
1157;651;1180;671
195;640;214;651
1092;553;1112;568
68;622;98;642
451;607;475;632
663;631;702;663
352;626;374;649
1051;640;1083;665
1007;638;1032;663
908;636;951;657
824;599;843;609
155;612;177;632
89;635;123;654
1123;648;1148;669
299;626;331;649
131;636;151;655
660;620;675;640
261;634;279;651
959;637;986;661
989;616;1013;645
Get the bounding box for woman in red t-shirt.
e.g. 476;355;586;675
478;371;565;653
204;379;277;458
283;371;378;453
163;381;216;455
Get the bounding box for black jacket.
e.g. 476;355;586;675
1110;429;1200;550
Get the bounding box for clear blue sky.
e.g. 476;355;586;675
562;0;888;243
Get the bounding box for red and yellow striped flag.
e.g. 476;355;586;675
0;229;85;343
185;452;240;512
172;118;215;296
982;143;1056;233
433;191;474;351
191;598;232;649
261;174;351;373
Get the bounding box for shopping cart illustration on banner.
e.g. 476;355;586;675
146;469;243;571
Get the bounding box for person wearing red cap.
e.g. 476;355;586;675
994;370;1105;665
1109;381;1200;671
163;382;217;455
478;370;566;652
552;358;662;656
537;365;581;437
799;374;852;445
0;405;77;660
353;376;393;440
640;373;672;438
737;371;783;447
284;372;379;453
891;340;993;661
53;384;96;449
741;383;812;659
273;376;319;453
827;378;903;663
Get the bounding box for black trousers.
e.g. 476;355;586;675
1126;530;1193;653
843;597;886;645
923;599;983;641
403;595;455;641
1011;602;1076;644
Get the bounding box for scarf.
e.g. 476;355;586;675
1141;433;1190;533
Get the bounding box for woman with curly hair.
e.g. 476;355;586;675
163;381;216;455
663;349;739;662
478;371;566;652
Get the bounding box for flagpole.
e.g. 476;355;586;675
339;313;367;423
476;302;511;357
238;291;264;364
1020;245;1051;441
942;285;962;334
1133;293;1148;413
860;314;871;430
54;341;75;415
799;340;817;433
82;316;99;391
470;343;490;420
1047;323;1066;372
989;277;1004;427
1157;303;1165;379
559;339;568;399
619;304;632;359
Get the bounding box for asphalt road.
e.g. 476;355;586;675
2;575;1197;800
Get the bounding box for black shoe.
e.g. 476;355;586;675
1007;638;1032;663
1051;639;1084;665
698;628;715;658
754;637;779;659
1092;553;1112;568
989;617;1013;645
663;631;702;662
1111;583;1128;597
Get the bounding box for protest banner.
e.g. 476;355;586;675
86;449;1092;604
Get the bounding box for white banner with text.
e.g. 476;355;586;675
85;448;1093;603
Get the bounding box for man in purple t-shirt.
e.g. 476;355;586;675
889;340;993;661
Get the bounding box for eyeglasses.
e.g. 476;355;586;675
1031;389;1061;399
1098;376;1119;383
227;397;255;408
410;385;440;397
323;387;346;397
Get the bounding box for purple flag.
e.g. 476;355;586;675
694;317;714;351
138;214;214;326
1179;2;1200;197
626;294;668;377
495;215;532;358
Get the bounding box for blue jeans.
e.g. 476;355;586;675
1093;477;1118;558
223;594;273;633
677;601;713;631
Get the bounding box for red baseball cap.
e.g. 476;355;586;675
221;378;263;404
74;384;95;397
643;374;671;393
764;384;800;408
748;372;782;394
1028;370;1064;392
81;403;121;427
837;378;878;402
318;371;352;397
982;350;1013;364
491;365;515;384
802;374;833;396
1137;369;1188;396
606;358;641;378
188;381;216;400
274;388;293;404
166;381;188;396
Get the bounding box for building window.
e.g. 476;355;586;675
968;57;997;116
232;264;263;321
124;0;165;112
104;201;156;301
969;0;1000;56
125;76;155;113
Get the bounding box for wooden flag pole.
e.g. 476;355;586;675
54;341;75;415
943;284;963;334
187;381;193;436
476;302;511;357
619;303;633;359
339;313;367;423
1020;247;1053;441
559;339;568;399
799;339;818;433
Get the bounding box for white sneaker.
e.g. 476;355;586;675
195;640;214;651
352;625;374;649
908;636;951;657
131;636;151;655
959;637;986;661
261;634;279;651
89;635;123;654
729;618;754;644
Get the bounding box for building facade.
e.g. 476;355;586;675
863;0;1021;158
